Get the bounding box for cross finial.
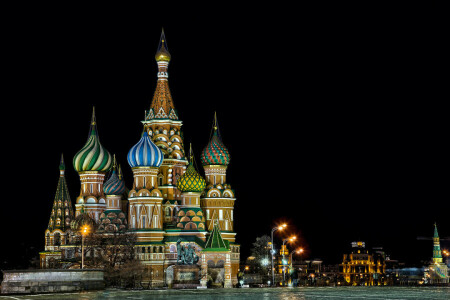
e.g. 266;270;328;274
91;106;96;125
214;111;218;131
189;143;194;163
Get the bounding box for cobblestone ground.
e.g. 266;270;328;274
0;287;449;300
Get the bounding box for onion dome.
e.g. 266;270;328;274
201;114;230;166
177;145;206;193
155;29;171;62
103;155;126;195
73;108;112;172
98;210;127;233
127;131;163;168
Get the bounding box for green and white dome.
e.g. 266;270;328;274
73;108;112;172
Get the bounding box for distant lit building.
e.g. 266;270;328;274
341;241;386;286
424;224;448;284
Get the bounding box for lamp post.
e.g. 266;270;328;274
289;248;303;287
290;248;303;273
81;225;89;269
282;236;296;286
271;224;286;287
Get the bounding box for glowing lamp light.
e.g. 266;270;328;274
278;224;287;230
81;225;90;235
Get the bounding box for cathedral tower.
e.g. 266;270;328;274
142;29;188;216
40;155;74;268
98;155;128;233
127;130;165;243
174;145;207;236
200;113;236;243
73;108;112;222
44;155;74;251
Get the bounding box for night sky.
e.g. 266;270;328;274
2;6;448;269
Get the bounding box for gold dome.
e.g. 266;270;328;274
155;29;171;62
155;45;171;62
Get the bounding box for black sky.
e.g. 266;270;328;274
1;5;448;268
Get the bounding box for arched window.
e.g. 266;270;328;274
54;233;61;246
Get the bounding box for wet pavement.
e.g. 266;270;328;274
0;286;449;300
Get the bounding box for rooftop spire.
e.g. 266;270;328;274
214;111;218;131
59;153;65;176
155;28;171;62
146;29;178;121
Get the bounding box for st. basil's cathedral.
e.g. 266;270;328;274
39;30;240;287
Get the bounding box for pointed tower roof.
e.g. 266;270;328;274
146;29;179;121
201;112;230;166
47;154;74;232
433;223;443;262
204;220;230;252
73;107;112;172
434;223;439;238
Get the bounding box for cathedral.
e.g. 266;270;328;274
39;30;240;287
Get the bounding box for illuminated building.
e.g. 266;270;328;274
425;223;448;284
340;241;386;286
39;155;74;268
39;29;240;287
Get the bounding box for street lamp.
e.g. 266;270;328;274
290;248;304;264
81;225;90;269
282;236;296;286
271;224;286;287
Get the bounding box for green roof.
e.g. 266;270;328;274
203;221;230;252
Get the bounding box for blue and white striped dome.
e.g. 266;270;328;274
127;131;163;168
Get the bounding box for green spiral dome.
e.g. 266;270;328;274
177;163;206;193
73;112;112;173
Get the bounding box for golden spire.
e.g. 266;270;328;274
91;106;96;125
214;111;218;131
112;154;117;170
118;164;123;180
189;143;194;163
155;28;171;62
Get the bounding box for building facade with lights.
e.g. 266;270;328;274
39;30;240;287
340;241;386;286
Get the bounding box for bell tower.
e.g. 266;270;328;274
142;29;188;223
